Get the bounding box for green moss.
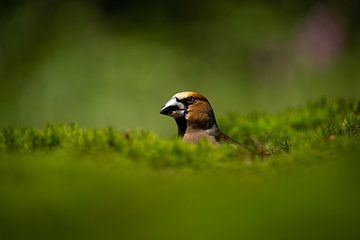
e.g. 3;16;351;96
0;98;359;240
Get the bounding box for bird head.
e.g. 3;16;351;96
160;91;218;137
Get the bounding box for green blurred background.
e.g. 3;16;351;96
0;0;359;135
1;2;360;239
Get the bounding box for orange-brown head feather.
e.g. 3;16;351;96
174;91;209;103
186;101;216;130
160;91;239;145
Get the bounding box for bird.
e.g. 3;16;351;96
160;91;240;145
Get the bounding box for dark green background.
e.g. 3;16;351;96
1;2;360;239
1;0;359;135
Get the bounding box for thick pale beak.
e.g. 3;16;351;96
160;97;186;118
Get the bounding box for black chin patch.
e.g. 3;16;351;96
175;117;187;137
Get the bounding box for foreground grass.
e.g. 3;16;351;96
0;99;360;240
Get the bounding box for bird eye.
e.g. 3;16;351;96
187;96;195;104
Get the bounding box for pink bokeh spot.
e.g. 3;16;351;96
294;5;346;67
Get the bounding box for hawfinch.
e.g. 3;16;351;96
160;91;239;144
